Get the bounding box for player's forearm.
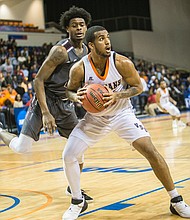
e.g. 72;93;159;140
115;86;142;99
66;90;78;102
33;78;49;114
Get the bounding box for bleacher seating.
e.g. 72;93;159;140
0;19;44;33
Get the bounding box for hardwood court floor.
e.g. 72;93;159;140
0;111;190;220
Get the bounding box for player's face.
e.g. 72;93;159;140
93;30;111;57
160;81;167;89
67;18;87;41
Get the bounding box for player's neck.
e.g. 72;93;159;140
68;38;83;49
90;53;107;68
89;54;108;76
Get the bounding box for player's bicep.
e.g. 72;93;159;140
117;56;142;90
67;62;84;91
36;46;67;81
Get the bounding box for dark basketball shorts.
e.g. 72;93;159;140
21;95;79;141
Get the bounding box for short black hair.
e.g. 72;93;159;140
85;26;106;45
60;6;91;29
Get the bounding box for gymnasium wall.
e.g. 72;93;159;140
110;0;190;69
0;0;190;69
0;0;45;29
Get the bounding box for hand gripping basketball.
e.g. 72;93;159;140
82;84;109;113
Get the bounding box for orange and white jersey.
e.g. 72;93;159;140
82;51;133;116
157;87;170;107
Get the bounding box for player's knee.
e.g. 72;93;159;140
16;145;31;154
63;150;77;164
9;134;33;154
78;154;84;164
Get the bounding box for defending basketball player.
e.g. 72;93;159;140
62;26;190;219
0;6;93;202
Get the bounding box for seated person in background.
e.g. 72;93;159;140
0;85;17;107
15;80;25;98
156;80;186;128
7;84;17;105
145;87;159;116
13;94;24;108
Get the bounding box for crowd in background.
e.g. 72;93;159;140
0;38;190;130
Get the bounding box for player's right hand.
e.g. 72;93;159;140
75;87;87;104
42;112;57;135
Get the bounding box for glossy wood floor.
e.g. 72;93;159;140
1;111;190;220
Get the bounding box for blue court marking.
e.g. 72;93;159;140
0;194;20;213
45;166;153;173
80;177;190;217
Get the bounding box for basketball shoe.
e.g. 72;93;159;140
65;186;93;202
170;195;190;218
62;197;88;220
172;120;177;128
177;120;186;127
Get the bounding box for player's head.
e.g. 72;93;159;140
85;26;111;57
60;6;91;41
160;80;167;89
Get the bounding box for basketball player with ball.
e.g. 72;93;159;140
62;26;190;219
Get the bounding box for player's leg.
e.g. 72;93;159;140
51;99;94;201
133;137;190;218
62;113;111;220
133;137;175;190
0;96;42;153
164;103;186;127
114;109;190;218
62;136;89;220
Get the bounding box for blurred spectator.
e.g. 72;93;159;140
22;88;34;105
15;80;25;97
17;51;27;64
144;87;159;116
0;71;6;88
139;71;149;114
0;58;14;75
4;72;13;87
6;84;17;106
0;85;16;108
20;64;29;80
13;94;24;108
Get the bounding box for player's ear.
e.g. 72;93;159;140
65;26;69;33
88;42;94;50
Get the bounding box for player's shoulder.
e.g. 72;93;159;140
71;58;84;71
114;52;135;70
47;45;68;63
115;52;134;63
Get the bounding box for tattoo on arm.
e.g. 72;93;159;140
50;48;65;65
117;87;140;99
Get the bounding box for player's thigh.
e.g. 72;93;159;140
51;100;79;138
70;113;111;146
163;103;180;116
21;98;42;141
113;111;150;144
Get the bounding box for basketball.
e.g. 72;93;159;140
82;84;108;113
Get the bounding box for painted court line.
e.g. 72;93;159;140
80;177;190;217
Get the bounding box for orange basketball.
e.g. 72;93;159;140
82;84;108;113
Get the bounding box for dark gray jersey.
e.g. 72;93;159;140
44;39;88;98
